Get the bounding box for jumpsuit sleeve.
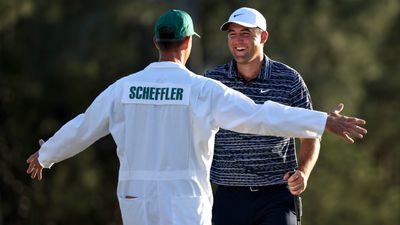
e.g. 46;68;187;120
38;84;115;168
208;80;327;139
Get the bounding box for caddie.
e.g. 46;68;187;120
26;9;367;225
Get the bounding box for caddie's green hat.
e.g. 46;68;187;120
155;9;200;41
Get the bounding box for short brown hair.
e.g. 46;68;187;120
155;28;186;51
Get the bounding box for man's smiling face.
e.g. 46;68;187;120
227;23;266;65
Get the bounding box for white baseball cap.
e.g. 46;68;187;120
220;7;267;31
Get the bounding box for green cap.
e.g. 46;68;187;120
155;9;200;41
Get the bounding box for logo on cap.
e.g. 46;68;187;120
233;13;244;17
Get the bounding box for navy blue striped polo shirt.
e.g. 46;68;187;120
204;55;313;186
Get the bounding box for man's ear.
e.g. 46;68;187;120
261;31;268;44
181;36;191;49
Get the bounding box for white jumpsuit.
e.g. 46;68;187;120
38;61;326;225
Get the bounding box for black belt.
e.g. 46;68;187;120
218;184;287;192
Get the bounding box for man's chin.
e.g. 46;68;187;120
230;50;248;61
234;57;250;64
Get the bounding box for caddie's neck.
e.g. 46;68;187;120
156;36;192;65
158;51;187;65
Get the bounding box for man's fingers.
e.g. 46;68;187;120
326;104;368;144
31;169;37;179
26;149;44;180
351;128;365;139
287;171;300;183
38;169;43;180
26;152;39;163
290;190;302;196
346;124;367;139
26;163;35;173
28;166;43;180
28;165;37;174
353;118;366;125
289;182;302;190
283;172;290;180
341;118;367;141
26;155;34;163
289;183;304;196
344;116;366;125
353;125;367;135
31;168;42;180
342;132;355;144
26;152;38;163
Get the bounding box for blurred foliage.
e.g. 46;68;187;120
1;0;399;224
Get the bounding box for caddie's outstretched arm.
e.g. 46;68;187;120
210;80;367;141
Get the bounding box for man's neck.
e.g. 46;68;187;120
159;51;187;65
236;55;264;81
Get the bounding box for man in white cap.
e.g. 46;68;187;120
205;7;329;225
26;9;366;225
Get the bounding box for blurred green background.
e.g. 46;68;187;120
1;0;399;224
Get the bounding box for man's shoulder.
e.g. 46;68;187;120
269;59;304;82
270;59;299;76
204;63;231;78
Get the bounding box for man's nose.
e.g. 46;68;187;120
231;35;244;43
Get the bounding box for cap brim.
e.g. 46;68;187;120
193;32;201;38
220;21;259;31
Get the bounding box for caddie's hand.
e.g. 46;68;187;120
284;170;307;196
26;139;45;180
325;103;367;144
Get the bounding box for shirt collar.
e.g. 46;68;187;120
147;61;188;70
227;54;271;80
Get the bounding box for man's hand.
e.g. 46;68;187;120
26;139;45;180
284;170;307;196
325;103;367;143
